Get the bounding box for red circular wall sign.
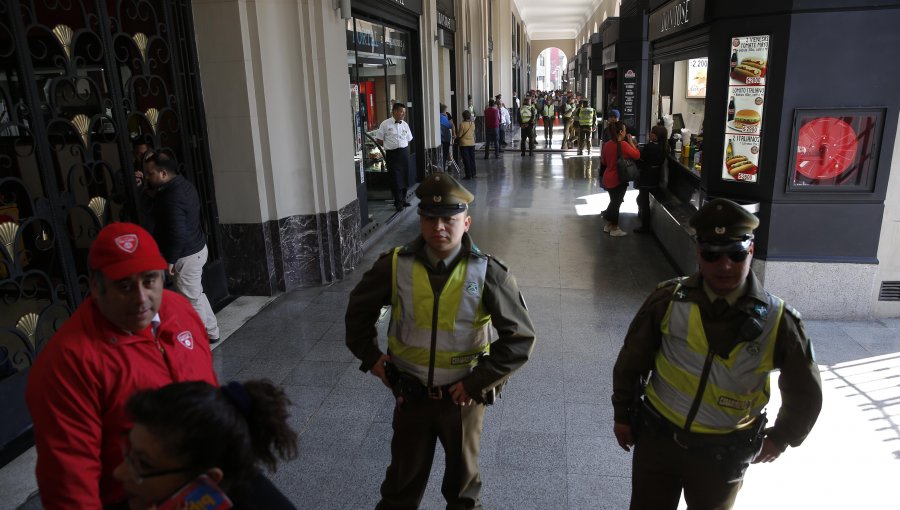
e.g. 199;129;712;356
795;117;858;179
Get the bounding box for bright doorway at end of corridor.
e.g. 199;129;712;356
537;48;568;91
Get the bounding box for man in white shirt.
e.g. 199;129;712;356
498;100;511;149
376;103;415;212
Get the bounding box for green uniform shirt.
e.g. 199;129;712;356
346;233;536;400
611;271;823;450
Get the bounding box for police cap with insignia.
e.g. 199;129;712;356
416;173;474;217
690;198;759;251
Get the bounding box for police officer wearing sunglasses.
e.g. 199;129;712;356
611;198;823;510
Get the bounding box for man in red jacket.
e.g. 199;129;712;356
26;222;218;509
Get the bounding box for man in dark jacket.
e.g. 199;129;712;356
144;153;219;343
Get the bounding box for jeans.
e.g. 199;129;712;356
605;184;628;225
484;128;500;157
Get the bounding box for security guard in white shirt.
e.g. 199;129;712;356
376;103;415;212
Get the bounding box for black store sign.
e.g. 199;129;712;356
386;0;423;15
623;69;637;120
437;0;455;31
649;0;706;42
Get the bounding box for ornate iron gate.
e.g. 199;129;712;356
0;0;222;460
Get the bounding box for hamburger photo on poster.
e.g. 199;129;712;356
723;35;770;183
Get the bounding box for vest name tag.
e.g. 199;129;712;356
718;396;751;411
451;353;480;365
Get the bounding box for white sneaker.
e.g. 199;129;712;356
610;228;627;237
603;224;612;233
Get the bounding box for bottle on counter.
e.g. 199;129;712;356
728;97;736;122
674;137;683;154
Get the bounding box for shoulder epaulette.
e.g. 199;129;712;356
657;276;687;290
488;255;509;271
784;304;802;320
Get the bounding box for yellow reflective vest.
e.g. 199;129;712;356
387;248;494;386
578;108;596;126
519;105;536;123
645;283;783;434
542;104;555;117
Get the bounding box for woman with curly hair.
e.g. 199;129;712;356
112;379;298;509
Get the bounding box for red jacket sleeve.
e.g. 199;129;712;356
26;339;105;510
621;140;641;159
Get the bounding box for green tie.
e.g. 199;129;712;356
713;298;730;317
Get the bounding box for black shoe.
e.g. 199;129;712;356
634;227;652;234
403;201;411;207
209;337;220;345
521;152;525;156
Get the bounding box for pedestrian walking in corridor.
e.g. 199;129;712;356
600;121;638;237
611;198;823;510
345;173;536;510
457;110;477;179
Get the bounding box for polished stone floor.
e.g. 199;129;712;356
8;152;900;509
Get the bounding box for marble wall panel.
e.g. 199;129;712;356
222;200;362;295
220;223;278;296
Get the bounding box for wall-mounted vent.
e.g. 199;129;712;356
879;282;900;301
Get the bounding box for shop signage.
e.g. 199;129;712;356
386;0;423;15
649;0;706;42
602;44;616;64
437;11;456;32
721;35;770;183
623;69;637;120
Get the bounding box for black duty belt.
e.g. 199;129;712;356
385;363;454;401
642;401;761;449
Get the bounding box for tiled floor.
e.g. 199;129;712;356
8;152;900;509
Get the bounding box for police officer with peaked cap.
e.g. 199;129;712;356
346;173;536;509
611;198;823;510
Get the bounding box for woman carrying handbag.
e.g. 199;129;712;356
600;121;641;237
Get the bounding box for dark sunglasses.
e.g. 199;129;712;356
700;249;750;263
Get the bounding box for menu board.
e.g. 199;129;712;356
623;69;637;124
722;35;770;183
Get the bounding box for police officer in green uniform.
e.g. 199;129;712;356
611;198;823;510
519;97;537;156
561;96;576;150
576;100;596;155
541;98;555;146
346;173;536;510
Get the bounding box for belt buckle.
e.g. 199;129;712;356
427;386;443;400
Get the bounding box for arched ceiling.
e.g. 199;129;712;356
515;0;605;40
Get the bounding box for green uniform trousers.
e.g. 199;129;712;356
578;127;594;153
561;118;574;149
377;398;486;510
631;430;743;510
520;123;536;155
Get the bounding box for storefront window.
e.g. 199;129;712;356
346;17;416;225
788;109;883;192
650;56;707;173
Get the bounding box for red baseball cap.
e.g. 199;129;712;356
88;222;167;280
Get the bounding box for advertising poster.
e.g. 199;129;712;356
623;69;637;128
686;58;708;98
722;35;769;183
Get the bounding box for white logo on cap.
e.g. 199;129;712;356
177;331;194;350
715;227;726;235
435;175;442;181
114;234;139;253
433;195;443;203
